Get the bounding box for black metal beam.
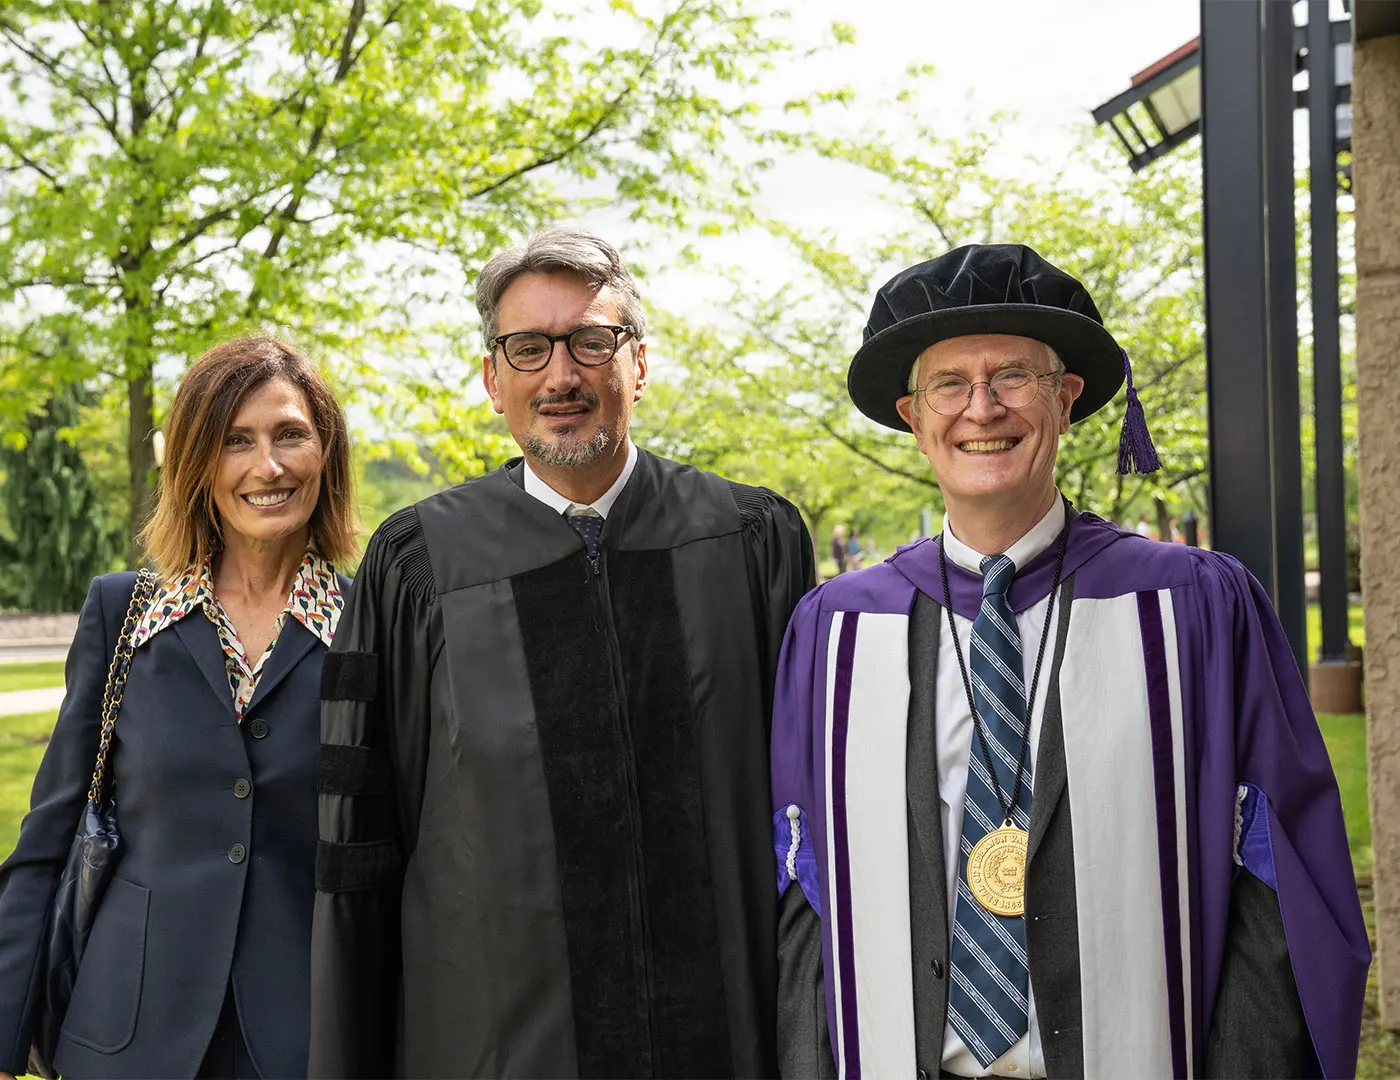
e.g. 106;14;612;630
1091;46;1201;125
1200;0;1308;675
1265;1;1308;676
1107;115;1142;157
1309;0;1350;663
1295;83;1351;111
1125;122;1201;172
1293;17;1352;52
1093;18;1348;128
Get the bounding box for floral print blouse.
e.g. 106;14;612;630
131;551;343;721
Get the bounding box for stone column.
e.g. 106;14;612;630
1355;31;1400;1031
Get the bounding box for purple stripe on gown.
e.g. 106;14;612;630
1164;553;1368;1079
1138;590;1188;1078
1173;583;1207;1076
831;613;862;1076
771;514;1368;1078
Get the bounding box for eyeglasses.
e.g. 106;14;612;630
491;324;636;372
912;367;1061;416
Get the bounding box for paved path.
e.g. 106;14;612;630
0;686;64;717
0;645;68;664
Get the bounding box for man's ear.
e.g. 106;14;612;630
482;355;505;415
895;393;919;432
632;342;648;403
1059;372;1085;434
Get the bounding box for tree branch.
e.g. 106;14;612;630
60;2;121;101
254;0;367;270
0;138;65;190
465;5;678;201
0;20;121;141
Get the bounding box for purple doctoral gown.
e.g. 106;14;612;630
770;512;1368;1078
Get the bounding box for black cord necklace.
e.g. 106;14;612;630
939;513;1071;828
939;510;1071;917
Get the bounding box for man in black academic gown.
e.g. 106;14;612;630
309;226;815;1078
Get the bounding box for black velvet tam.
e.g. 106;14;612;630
847;243;1126;431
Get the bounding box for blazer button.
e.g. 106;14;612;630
228;843;247;864
931;958;944;979
233;778;251;799
248;718;269;738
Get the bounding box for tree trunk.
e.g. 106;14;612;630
127;364;156;566
1154;494;1173;544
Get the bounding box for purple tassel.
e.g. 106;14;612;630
1117;349;1161;475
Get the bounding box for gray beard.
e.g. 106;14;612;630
525;425;613;469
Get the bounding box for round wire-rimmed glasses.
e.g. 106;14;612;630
492;324;636;372
913;367;1061;416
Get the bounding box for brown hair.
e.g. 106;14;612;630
140;335;359;575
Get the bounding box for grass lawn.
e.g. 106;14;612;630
1307;601;1366;651
0;706;1395;1070
0;660;65;695
1320;712;1372;876
0;710;57;858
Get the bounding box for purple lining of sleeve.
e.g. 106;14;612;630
773;805;823;917
1237;782;1279;891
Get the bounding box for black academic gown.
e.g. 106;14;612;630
310;450;814;1079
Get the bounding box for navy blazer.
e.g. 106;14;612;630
0;569;346;1079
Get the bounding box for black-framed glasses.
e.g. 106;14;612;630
913;367;1061;416
491;324;636;371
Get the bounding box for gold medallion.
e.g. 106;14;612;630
966;824;1029;917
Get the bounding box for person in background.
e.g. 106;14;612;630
846;527;864;571
309;226;814;1077
771;243;1367;1079
830;523;848;574
0;337;356;1079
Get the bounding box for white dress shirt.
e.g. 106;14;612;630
521;439;638;519
938;495;1067;1079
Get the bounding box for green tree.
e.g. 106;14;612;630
638;118;1210;545
0;0;809;556
0;386;121;611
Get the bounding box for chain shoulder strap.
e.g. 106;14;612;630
87;568;159;808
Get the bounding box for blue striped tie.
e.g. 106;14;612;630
947;553;1032;1066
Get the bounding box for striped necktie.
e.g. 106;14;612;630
565;507;604;557
947;553;1032;1067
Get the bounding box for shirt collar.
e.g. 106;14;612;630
131;561;211;649
285;551;344;648
942;492;1066;577
521;438;638;519
131;550;342;649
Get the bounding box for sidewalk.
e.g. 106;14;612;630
0;686;64;717
0;644;69;664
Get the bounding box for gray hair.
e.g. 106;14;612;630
475;226;648;351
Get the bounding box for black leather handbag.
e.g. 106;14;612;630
28;569;157;1079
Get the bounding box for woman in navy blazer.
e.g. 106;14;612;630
0;336;359;1079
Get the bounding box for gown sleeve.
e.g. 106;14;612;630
769;587;836;1077
730;483;816;724
0;574;128;1074
309;508;438;1079
1195;553;1369;1080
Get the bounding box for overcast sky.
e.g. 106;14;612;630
795;0;1200;151
628;0;1204;319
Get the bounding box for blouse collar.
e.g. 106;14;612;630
132;550;342;650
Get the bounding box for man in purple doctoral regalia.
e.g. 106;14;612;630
770;244;1369;1079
